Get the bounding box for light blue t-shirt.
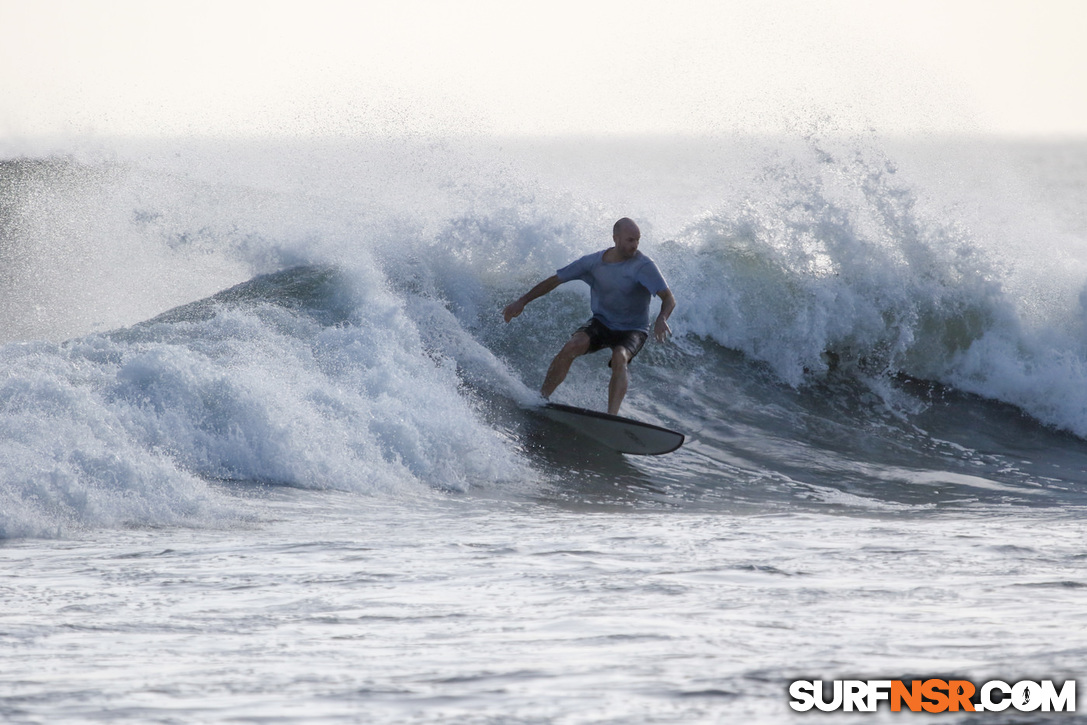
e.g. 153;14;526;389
556;250;668;332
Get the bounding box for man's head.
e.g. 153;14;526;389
612;217;641;260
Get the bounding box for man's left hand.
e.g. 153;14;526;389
653;315;671;343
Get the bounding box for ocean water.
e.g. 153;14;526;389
2;134;1087;723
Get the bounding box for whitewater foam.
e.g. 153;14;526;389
0;265;527;538
4;135;1087;540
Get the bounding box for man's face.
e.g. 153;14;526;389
613;224;641;259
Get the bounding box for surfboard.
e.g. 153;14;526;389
538;402;685;455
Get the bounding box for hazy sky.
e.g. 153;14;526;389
1;0;1084;138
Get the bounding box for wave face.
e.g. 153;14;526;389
3;136;1087;537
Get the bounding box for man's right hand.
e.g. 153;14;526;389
503;299;525;323
503;276;560;323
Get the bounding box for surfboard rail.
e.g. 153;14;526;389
538;402;685;455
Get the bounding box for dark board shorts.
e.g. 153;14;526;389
575;317;648;365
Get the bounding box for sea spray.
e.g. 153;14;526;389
661;139;1008;384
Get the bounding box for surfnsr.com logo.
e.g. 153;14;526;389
789;679;1076;713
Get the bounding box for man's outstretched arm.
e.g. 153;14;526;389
503;275;562;323
653;288;676;342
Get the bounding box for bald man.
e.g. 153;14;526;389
503;218;676;415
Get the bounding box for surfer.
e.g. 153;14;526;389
502;217;676;415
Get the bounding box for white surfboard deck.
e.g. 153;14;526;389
537;402;684;455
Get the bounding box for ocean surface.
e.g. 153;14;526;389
2;134;1087;723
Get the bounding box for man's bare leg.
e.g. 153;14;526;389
541;332;591;400
607;346;632;415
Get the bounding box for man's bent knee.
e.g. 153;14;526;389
561;332;591;358
610;347;631;369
